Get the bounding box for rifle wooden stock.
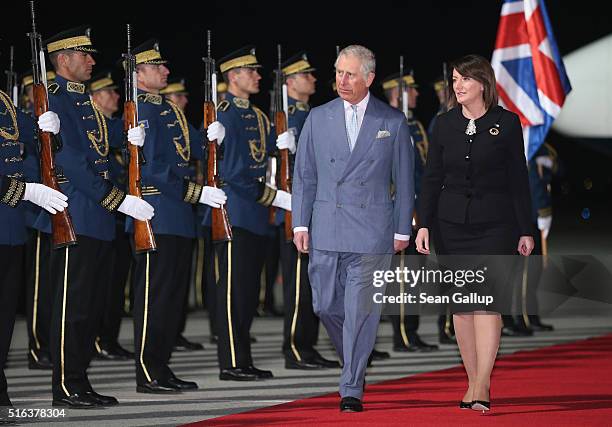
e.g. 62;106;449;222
204;101;232;242
33;84;77;249
275;111;293;242
124;100;156;253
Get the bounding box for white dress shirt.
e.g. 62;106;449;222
294;92;410;243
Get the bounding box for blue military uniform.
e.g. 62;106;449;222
127;40;205;391
0;89;32;404
42;27;128;404
382;72;439;352
86;71;135;361
273;51;337;369
211;46;277;378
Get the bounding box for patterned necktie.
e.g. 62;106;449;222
347;104;359;151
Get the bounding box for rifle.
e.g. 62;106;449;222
27;0;76;249
399;55;409;118
123;24;156;253
5;46;18;106
203;30;232;242
273;45;292;242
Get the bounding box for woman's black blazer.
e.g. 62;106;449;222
418;105;533;236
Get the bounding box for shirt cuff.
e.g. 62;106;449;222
294;226;308;233
394;233;410;241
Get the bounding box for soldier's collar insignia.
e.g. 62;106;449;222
233;97;250;109
217;100;230;112
489;124;500;136
296;101;310;112
288;105;296;115
66;81;85;94
48;82;60;94
137;93;162;105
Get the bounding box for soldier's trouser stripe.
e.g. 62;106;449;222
60;247;70;396
521;256;530;328
226;242;236;368
399;250;411;347
290;254;303;361
139;253;152;382
32;231;42;352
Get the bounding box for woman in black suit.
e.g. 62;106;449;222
415;55;534;413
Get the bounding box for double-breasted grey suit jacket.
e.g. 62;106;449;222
292;95;415;254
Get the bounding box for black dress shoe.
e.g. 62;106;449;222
459;401;472;409
209;335;218;344
1;391;12;406
96;343;134;361
219;368;259;381
371;349;390;360
168;376;198;390
52;393;101;408
439;333;457;345
529;316;554;331
285;358;324;370
250;335;257;343
136;379;182;394
85;390;118;406
173;335;204;352
310;353;341;368
502;326;533;337
394;335;439;352
28;350;53;370
340;397;363;412
246;365;273;379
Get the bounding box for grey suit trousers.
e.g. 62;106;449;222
309;249;392;399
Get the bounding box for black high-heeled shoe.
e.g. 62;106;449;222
471;400;490;413
459;401;472;409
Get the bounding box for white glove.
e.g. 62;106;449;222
199;186;227;208
38;111;60;135
272;190;292;211
118;195;154;221
535;156;553;170
537;215;552;239
207;121;225;145
23;183;68;214
276;131;296;154
128;125;146;147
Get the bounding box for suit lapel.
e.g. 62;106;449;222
327;97;351;161
341;96;383;178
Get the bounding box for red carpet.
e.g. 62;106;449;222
188;334;612;426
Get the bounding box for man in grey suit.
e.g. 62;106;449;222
292;45;415;412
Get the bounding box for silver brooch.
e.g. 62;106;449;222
465;119;476;135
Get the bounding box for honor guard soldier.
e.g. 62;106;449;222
1;86;67;406
159;76;207;352
88;71;134;361
382;72;439;352
40;27;153;408
128;40;225;393
276;52;339;369
19;71;57;369
506;143;556;334
211;45;291;381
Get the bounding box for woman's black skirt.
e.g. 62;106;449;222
432;219;521;314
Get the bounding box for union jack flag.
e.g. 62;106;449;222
491;0;571;160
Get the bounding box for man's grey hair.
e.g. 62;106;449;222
334;45;376;77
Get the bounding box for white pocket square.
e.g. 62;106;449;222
376;130;391;139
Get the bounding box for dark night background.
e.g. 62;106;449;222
2;0;611;252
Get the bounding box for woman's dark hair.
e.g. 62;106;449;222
447;54;499;111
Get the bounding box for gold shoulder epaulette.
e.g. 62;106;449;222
137;93;162;105
48;82;60;95
288;105;296;115
217;100;230;112
233;97;250;109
